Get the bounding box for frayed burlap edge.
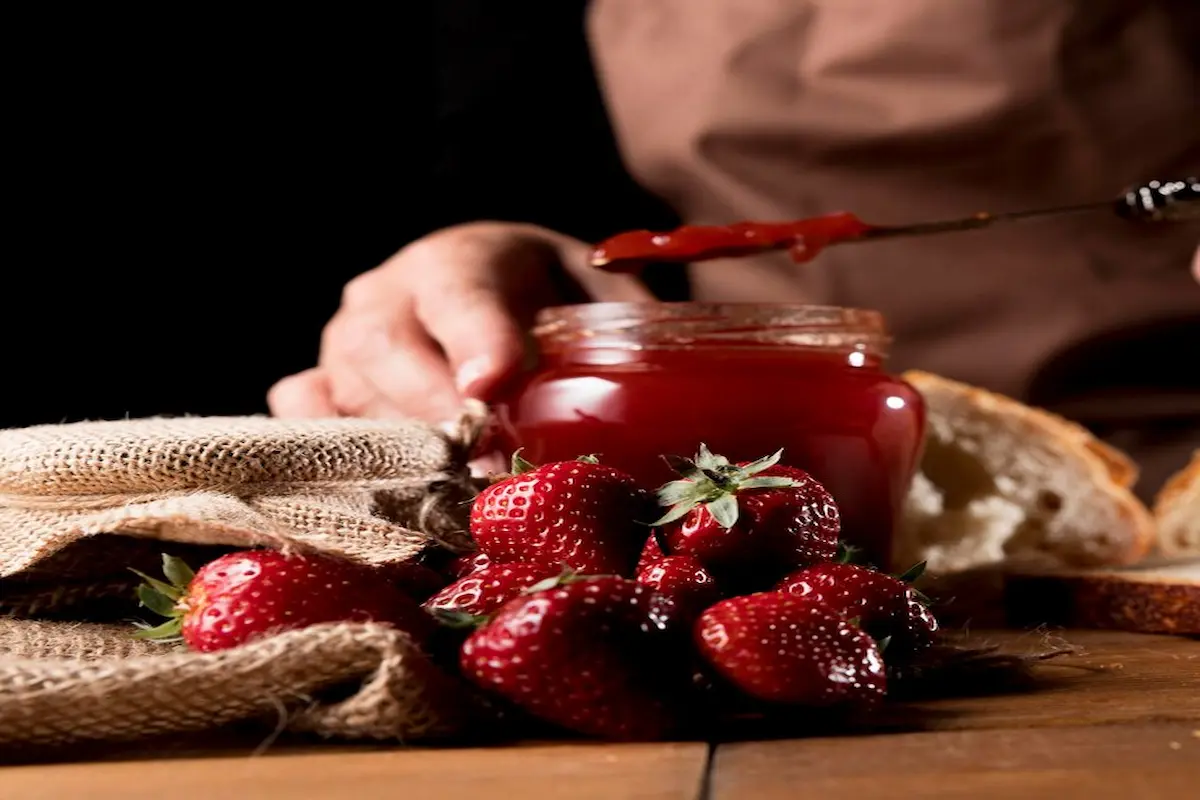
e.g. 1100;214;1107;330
0;620;470;748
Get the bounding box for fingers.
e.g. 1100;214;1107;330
319;300;465;422
416;279;527;400
270;222;661;424
267;368;337;418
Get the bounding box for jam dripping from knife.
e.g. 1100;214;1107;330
590;177;1199;272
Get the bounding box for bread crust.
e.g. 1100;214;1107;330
1153;449;1200;520
902;370;1139;488
1005;569;1200;636
901;370;1155;566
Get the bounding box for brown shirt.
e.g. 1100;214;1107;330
587;0;1200;497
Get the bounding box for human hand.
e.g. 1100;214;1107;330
268;222;654;423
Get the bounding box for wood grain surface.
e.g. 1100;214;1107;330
1;629;1196;799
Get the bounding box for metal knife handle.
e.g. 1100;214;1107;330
1114;177;1200;222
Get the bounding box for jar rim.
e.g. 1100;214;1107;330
533;302;892;354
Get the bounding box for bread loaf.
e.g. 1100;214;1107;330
896;370;1155;575
1153;450;1200;557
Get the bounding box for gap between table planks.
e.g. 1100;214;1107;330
0;629;1195;799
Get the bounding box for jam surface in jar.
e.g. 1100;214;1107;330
488;303;925;570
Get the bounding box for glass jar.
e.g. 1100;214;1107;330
488;302;925;570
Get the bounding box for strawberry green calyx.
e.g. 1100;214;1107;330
653;444;799;529
510;449;538;475
895;560;927;584
892;560;933;606
509;451;600;476
522;565;586;595
129;554;195;642
427;608;491;630
835;542;862;564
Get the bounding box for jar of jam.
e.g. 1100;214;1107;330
488;302;925;570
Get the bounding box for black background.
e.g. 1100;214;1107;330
4;3;677;429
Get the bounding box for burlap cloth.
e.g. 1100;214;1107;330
0;414;484;750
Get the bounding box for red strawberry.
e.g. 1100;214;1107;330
423;563;561;616
775;561;937;659
695;592;886;706
654;446;839;591
133;550;436;653
459;575;689;740
449;551;492;578
635;534;667;574
635;554;722;619
470;453;654;575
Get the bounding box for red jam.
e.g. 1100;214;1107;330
488;303;925;570
589;212;874;272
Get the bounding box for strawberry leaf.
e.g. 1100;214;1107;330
737;476;798;491
510;449;538;475
836;542;862;565
706;494;740;529
136;584;179;618
656;479;705;507
895;561;927;584
656;445;799;530
737;448;785;477
133;617;184;642
652;503;694;527
522;565;582;595
428;608;490;630
575;454;601;464
161;554;195;590
694;443;730;470
876;635;893;654
661;454;705;482
128;569;183;603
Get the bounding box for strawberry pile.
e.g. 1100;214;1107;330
133;445;938;741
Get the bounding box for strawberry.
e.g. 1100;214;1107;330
695;592;886;706
459;575;689;740
423;562;561;616
635;554;722;619
654;446;840;591
635;534;667;574
470;452;654;575
448;551;492;578
133;550;437;653
775;561;938;659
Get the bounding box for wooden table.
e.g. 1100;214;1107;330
2;629;1197;799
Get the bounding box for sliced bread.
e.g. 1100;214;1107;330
1004;560;1200;636
896;370;1156;575
1154;449;1200;557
